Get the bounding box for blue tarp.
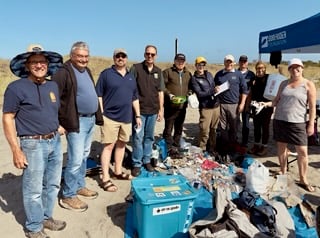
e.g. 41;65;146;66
125;167;318;238
259;13;320;54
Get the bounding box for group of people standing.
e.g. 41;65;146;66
2;42;317;238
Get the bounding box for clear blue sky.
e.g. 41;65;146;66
1;0;320;63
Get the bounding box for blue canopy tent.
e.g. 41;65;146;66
259;13;320;67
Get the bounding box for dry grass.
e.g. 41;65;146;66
1;57;319;96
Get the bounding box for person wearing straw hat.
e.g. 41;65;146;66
2;44;66;238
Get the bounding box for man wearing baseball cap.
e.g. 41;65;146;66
96;48;141;191
214;54;248;153
3;44;66;237
162;53;192;148
238;55;255;147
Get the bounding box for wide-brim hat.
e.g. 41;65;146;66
10;44;63;78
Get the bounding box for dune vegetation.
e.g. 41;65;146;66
1;57;319;96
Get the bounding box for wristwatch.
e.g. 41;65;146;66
135;115;141;118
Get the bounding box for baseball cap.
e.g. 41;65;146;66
195;56;207;64
174;53;186;61
224;54;235;62
113;48;127;56
239;55;248;62
288;58;304;69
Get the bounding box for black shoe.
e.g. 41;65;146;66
131;167;141;177
145;163;155;172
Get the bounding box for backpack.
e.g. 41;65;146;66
235;189;279;237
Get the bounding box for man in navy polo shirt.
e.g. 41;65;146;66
96;48;142;192
3;44;66;237
214;54;248;152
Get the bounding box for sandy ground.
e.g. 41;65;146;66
0;107;319;238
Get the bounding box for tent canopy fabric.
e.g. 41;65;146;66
259;13;320;54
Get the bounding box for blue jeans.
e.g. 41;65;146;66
132;114;157;167
21;133;62;232
62;116;95;198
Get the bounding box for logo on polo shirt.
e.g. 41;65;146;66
50;92;57;102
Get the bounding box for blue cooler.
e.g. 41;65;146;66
132;175;198;238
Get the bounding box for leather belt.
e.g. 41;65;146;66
20;131;56;140
79;113;95;117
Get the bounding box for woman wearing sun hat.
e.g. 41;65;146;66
262;58;317;192
2;44;66;237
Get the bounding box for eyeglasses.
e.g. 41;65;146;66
197;63;206;67
28;60;48;66
115;53;127;59
145;52;156;57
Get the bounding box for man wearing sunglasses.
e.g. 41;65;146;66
96;49;141;191
129;45;164;177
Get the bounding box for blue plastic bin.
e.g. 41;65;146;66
132;175;198;238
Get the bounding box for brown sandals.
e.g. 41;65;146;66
297;183;315;193
100;180;118;192
111;172;133;180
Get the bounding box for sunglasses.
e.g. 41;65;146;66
197;63;206;67
115;53;127;59
145;52;156;57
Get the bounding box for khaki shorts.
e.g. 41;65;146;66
101;116;131;144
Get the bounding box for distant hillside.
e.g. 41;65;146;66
1;57;319;96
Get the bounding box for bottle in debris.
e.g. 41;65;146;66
192;167;203;189
151;143;159;167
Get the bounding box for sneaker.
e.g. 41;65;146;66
77;187;98;199
131;167;141;177
145;163;155;172
25;229;49;238
43;217;66;231
59;196;88;212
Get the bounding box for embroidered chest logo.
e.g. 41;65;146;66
50;92;56;102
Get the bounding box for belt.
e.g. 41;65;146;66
79;113;95;117
20;131;56;140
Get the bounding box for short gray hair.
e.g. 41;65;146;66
69;41;89;56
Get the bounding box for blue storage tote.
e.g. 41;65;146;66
132;175;198;238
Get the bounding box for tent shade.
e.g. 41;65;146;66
259;13;320;54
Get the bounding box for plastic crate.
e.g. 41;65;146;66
132;175;198;238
